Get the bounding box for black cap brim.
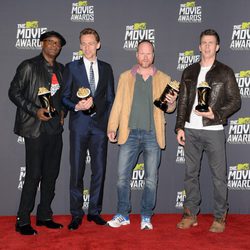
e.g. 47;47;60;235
40;31;66;47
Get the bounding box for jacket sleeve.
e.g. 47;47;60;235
57;63;68;117
106;64;115;115
107;73;125;133
8;61;40;117
212;68;241;122
61;63;77;111
175;71;188;132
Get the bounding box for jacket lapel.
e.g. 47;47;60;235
76;60;89;88
95;60;103;96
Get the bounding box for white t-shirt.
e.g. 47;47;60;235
185;66;224;131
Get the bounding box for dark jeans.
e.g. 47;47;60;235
17;133;62;225
183;128;228;219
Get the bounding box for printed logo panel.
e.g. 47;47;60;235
178;1;202;23
230;22;250;50
227;117;250;144
123;22;155;50
130;163;145;190
177;50;200;71
235;70;250;98
71;1;95;22
16;21;47;49
228;163;250;190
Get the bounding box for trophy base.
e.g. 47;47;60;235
44;110;58;118
154;99;168;111
195;105;208;112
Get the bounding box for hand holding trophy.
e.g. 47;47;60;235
154;80;180;111
77;87;96;116
38;87;58;117
195;81;211;112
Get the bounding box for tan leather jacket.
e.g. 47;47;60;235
107;66;175;149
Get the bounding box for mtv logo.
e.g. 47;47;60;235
237;163;250;171
176;190;186;202
241;22;250;29
78;50;84;56
238;117;250;125
185;1;195;7
17;136;25;144
78;1;88;6
19;168;26;181
134;163;144;171
26;21;38;28
133;22;146;30
239;70;250;78
83;189;89;195
184;50;194;56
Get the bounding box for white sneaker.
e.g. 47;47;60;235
107;214;130;228
141;216;153;230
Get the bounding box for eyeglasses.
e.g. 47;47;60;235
43;39;61;47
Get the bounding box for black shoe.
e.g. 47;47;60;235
36;219;63;229
87;214;107;225
68;217;82;231
16;223;38;235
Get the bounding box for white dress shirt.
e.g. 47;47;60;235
83;57;99;90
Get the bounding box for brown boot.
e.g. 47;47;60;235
209;214;226;233
177;208;198;229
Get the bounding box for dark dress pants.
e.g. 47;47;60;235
17;133;62;225
69;120;107;218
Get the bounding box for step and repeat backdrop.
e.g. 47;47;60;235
0;0;249;216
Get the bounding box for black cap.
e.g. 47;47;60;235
40;31;66;47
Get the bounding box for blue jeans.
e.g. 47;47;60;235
116;129;161;217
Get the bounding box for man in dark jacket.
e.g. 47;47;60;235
9;31;66;235
62;28;115;230
175;29;241;233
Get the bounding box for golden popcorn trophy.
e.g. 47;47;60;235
154;80;180;111
195;81;211;112
38;87;58;117
77;87;96;116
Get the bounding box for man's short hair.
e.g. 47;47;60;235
79;28;100;43
137;39;154;53
200;29;220;45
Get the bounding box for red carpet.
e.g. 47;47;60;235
0;214;249;250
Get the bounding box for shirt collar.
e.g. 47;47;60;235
131;64;157;77
83;57;97;67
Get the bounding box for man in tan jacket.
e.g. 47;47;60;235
107;40;177;230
